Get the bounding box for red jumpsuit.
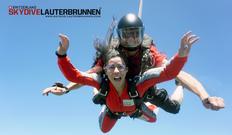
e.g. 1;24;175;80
58;53;187;133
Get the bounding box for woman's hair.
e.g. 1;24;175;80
93;38;128;66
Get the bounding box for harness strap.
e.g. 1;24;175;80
98;74;109;96
129;108;143;118
128;77;139;98
92;74;109;105
106;107;142;119
105;107;125;119
127;76;144;118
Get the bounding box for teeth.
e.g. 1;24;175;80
114;76;121;81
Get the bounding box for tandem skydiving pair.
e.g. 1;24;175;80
42;13;224;133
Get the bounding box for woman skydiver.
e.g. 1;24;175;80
43;31;197;133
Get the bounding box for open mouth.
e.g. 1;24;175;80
114;76;122;81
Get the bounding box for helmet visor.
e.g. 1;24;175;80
118;27;144;48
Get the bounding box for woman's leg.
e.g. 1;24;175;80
137;102;158;122
98;105;118;133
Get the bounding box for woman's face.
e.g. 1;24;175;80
104;56;128;85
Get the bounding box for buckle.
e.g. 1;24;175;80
99;90;108;96
129;90;139;98
146;95;153;99
115;112;127;116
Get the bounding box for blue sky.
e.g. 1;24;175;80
1;0;232;135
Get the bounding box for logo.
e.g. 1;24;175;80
123;99;135;106
8;5;102;18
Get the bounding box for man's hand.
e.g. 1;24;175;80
202;96;225;111
57;34;69;55
178;31;199;57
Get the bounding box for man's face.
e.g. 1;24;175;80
118;27;143;48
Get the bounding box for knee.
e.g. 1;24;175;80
169;107;180;114
164;100;181;114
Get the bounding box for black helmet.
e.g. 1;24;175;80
117;13;144;49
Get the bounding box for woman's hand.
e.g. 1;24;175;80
57;34;69;55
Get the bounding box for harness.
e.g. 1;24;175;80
92;74;143;119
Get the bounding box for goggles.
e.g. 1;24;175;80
105;64;127;72
118;27;144;48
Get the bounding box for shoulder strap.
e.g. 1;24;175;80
92;73;109;105
138;34;155;75
141;34;153;48
127;76;142;107
128;76;144;118
99;74;109;96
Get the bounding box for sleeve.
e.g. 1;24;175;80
136;54;187;97
58;56;101;89
149;45;167;67
87;58;103;74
